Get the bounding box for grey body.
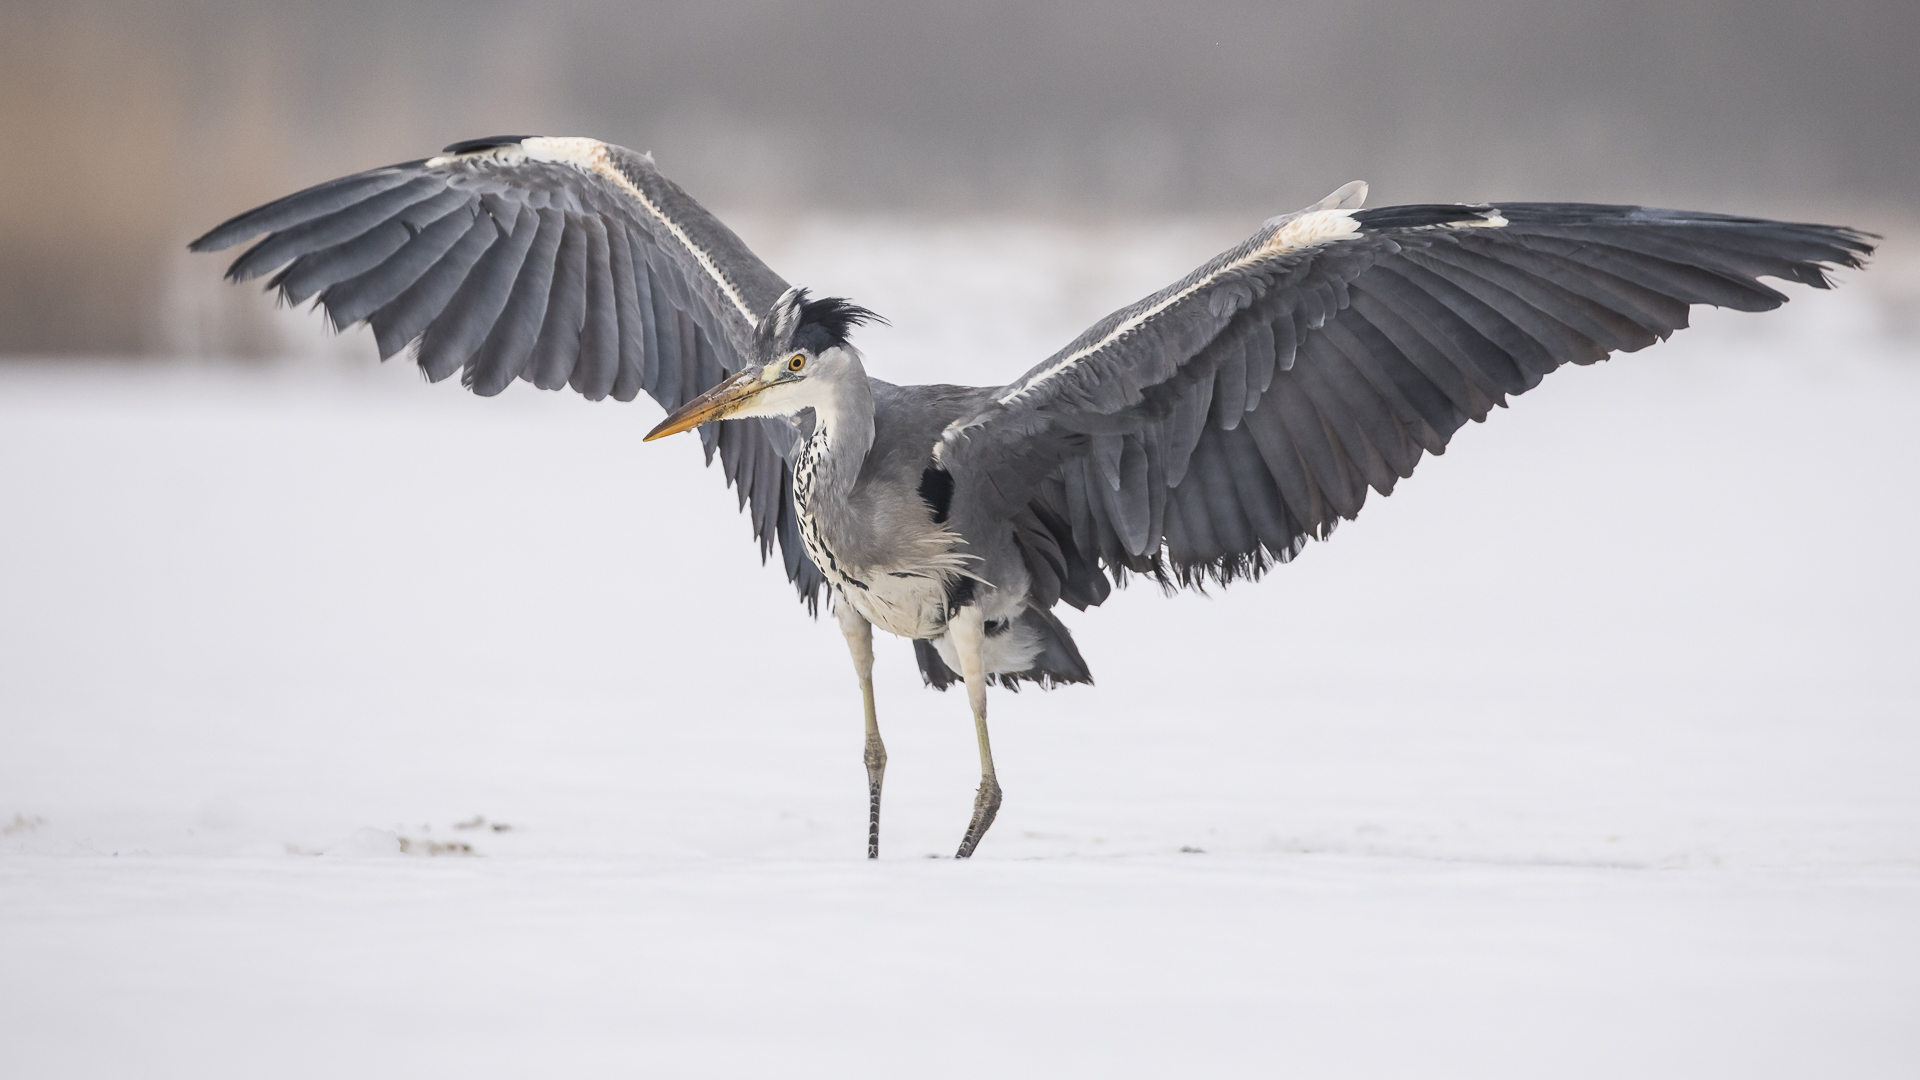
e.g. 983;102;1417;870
795;379;981;640
794;377;1047;675
191;136;1872;857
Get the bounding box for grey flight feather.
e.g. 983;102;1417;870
189;136;828;609
937;196;1873;594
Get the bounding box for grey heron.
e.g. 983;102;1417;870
190;135;1872;859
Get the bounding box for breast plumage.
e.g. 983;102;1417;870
792;427;962;640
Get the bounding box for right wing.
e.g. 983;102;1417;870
191;135;826;609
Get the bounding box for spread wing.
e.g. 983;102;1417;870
191;135;825;609
938;183;1873;593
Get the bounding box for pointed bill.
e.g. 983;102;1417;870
644;369;768;441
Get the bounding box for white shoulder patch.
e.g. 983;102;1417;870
1265;208;1362;251
425;144;527;168
521;135;604;169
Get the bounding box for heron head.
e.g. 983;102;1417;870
644;287;883;441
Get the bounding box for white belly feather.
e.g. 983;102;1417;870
792;435;962;641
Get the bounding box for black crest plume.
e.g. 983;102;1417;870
791;291;886;353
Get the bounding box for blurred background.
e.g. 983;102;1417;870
2;0;1915;358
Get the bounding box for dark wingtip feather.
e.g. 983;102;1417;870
440;135;537;155
1353;204;1500;231
1798;224;1876;287
1494;203;1875;288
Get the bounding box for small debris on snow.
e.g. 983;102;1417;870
4;814;48;836
398;837;475;857
1180;846;1206;854
306;828;478;856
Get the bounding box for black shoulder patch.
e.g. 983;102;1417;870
440;135;538;155
944;574;977;616
917;466;955;524
1352;204;1498;231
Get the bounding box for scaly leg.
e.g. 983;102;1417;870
950;606;1002;859
838;603;886;859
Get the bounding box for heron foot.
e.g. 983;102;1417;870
954;775;1002;859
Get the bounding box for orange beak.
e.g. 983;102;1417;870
644;369;767;441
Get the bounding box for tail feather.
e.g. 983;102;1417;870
913;606;1093;692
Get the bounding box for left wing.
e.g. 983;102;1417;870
938;183;1873;592
190;135;827;609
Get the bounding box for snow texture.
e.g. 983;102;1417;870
3;218;1917;1078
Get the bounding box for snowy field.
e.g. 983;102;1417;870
3;218;1917;1077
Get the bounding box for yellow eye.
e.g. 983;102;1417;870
788;354;807;372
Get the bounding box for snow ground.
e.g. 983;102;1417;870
3;219;1917;1077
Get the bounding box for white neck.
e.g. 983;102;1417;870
799;373;874;505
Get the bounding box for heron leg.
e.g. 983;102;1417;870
950;606;1002;859
838;602;885;859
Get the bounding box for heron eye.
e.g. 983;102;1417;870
788;354;807;372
